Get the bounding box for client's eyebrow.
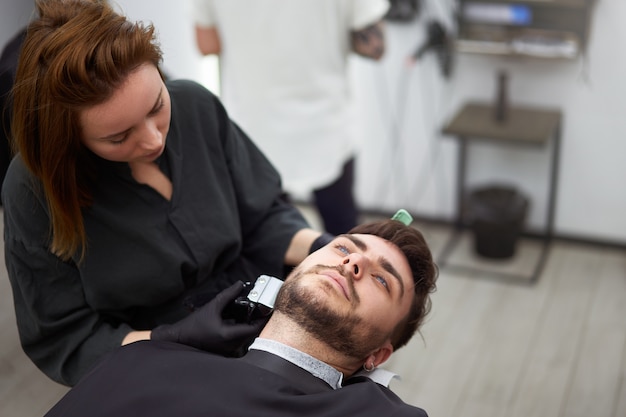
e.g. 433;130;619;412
378;256;405;298
341;234;405;298
342;234;367;251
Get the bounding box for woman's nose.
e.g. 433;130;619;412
342;253;368;280
139;120;162;150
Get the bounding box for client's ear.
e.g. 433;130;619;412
371;341;394;368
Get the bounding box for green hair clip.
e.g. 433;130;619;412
391;209;413;226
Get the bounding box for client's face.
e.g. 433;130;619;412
79;63;171;164
274;234;413;360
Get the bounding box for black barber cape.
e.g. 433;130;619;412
45;341;428;417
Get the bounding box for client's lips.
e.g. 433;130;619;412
321;271;350;300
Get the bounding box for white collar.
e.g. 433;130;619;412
248;338;398;389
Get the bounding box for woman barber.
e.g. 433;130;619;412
3;0;322;386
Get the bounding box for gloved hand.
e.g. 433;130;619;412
151;281;268;356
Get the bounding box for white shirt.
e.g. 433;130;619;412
249;338;398;388
192;0;389;197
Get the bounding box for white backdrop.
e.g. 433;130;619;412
352;0;626;244
2;0;624;244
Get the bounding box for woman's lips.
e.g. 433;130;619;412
145;148;163;160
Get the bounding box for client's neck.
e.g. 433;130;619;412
259;312;360;376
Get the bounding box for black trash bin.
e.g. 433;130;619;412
467;185;529;259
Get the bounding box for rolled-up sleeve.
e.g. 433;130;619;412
192;0;218;28
350;0;390;30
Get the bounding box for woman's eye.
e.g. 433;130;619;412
149;98;164;115
110;137;128;145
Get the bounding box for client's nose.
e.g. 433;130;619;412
342;253;368;280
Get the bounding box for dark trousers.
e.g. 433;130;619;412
313;158;358;235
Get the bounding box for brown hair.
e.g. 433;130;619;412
349;219;438;350
11;0;162;260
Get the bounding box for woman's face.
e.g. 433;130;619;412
79;64;171;163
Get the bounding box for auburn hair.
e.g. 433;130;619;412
11;0;162;260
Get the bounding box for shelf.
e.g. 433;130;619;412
442;102;561;144
456;0;595;59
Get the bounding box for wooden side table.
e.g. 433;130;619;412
440;102;562;283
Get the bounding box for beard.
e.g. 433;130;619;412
274;264;389;360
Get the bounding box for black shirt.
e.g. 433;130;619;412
2;80;309;385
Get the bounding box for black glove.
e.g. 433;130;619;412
309;232;335;254
151;281;267;356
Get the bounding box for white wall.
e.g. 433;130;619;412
2;0;623;244
352;0;626;244
0;0;219;91
113;0;220;94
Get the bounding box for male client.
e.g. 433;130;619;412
45;218;438;417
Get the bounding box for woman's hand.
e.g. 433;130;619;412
149;281;267;355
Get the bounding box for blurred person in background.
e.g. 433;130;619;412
193;0;389;235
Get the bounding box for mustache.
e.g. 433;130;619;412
309;264;359;303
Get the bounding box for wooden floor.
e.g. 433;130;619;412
1;207;625;417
